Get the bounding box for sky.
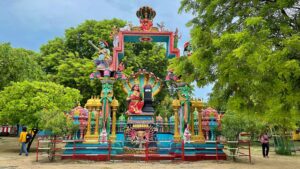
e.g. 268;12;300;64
0;0;213;101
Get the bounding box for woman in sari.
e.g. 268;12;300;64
126;84;144;114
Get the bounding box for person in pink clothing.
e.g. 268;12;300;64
260;132;270;158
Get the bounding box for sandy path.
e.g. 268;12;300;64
0;137;299;169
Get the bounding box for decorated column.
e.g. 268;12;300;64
172;99;181;142
94;97;101;135
100;78;115;135
190;100;195;136
85;98;93;136
110;97;119;142
192;99;205;143
84;96;101;143
177;84;192;134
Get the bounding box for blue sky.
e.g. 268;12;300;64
0;0;212;101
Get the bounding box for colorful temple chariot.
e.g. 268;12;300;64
40;6;227;161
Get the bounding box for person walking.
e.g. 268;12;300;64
260;132;270;158
18;127;28;156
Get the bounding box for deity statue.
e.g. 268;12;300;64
165;69;179;81
126;84;144;114
110;26;119;47
183;41;193;56
157;22;165;32
140;19;153;31
115;62;126;79
139;12;153;31
173;28;181;48
88;40;112;70
99;127;107;143
136;6;156;31
183;126;191;143
120;21;133;31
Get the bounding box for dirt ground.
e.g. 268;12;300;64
0;137;299;169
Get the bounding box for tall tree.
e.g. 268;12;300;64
176;0;300;134
0;81;82;150
0;43;45;90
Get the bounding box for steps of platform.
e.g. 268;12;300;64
63;133;226;160
61;153;226;161
63;142;124;155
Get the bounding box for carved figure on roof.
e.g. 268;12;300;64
110;26;119;48
140;18;153;31
174;28;182;48
136;6;156;31
157;22;165;32
120;21;133;31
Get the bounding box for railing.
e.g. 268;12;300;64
36;137;86;162
36;137;227;162
221;133;252;163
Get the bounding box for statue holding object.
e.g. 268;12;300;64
88;40;112;71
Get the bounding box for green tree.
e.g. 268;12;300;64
177;0;300;136
221;111;265;140
0;43;45;90
0;81;82;150
123;43;168;78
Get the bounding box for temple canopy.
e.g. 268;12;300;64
118;31;178;60
111;6;180;71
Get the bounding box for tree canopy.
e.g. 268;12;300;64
175;0;300;133
0;43;45;90
0;81;82;135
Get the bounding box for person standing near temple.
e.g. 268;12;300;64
260;132;270;158
18;127;28;156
